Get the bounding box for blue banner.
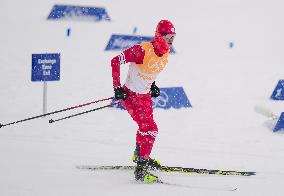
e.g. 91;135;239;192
271;80;284;100
31;53;60;82
47;5;111;22
105;34;176;54
112;87;191;110
274;112;284;132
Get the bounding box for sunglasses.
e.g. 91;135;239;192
163;34;176;39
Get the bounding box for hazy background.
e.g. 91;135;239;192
0;0;283;195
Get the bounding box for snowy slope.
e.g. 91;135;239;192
0;0;284;195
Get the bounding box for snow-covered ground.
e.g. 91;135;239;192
0;0;284;195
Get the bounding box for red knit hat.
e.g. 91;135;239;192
156;20;176;35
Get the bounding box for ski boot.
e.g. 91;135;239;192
134;158;159;183
132;145;162;170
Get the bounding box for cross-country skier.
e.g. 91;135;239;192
111;20;176;183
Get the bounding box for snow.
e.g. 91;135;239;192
0;0;284;195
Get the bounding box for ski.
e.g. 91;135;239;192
160;166;255;176
76;165;256;176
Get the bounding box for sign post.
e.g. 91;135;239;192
43;81;47;115
32;53;60;115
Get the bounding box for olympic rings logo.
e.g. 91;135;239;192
152;90;169;108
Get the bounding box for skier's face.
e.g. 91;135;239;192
162;33;176;46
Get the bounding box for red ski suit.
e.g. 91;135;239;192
111;38;170;159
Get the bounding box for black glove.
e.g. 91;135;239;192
150;82;160;98
114;86;127;100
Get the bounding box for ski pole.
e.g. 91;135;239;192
0;96;114;128
49;101;119;124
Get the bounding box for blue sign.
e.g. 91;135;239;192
32;53;60;82
274;112;284;132
105;34;176;54
112;87;191;110
271;80;284;100
47;5;111;22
